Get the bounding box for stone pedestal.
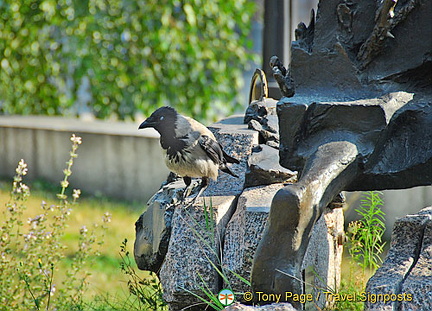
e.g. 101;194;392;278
134;114;346;310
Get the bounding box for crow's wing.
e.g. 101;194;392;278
199;135;239;178
198;135;224;165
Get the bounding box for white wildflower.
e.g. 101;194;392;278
70;134;82;145
72;189;81;200
80;226;88;234
102;212;112;223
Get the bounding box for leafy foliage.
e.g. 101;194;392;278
0;0;255;122
334;191;386;311
347;191;386;271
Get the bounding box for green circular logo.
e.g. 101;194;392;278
218;289;235;306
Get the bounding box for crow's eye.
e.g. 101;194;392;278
159;116;164;121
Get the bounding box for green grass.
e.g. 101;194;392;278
331;252;378;311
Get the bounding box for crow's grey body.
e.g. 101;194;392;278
138;106;238;202
164;115;219;181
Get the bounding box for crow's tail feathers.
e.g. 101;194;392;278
220;165;238;178
222;150;240;164
221;150;239;177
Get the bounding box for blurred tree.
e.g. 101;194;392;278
0;0;256;121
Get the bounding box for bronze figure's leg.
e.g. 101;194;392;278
251;141;359;309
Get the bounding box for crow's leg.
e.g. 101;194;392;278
182;176;192;202
188;177;209;206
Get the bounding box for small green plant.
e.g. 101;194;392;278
119;239;167;310
0;135;111;310
334;191;386;311
348;191;386;271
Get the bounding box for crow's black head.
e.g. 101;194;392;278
138;106;178;133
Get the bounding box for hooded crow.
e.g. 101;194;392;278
138;106;239;203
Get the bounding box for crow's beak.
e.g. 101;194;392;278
138;119;154;129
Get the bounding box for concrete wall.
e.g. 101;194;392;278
0;116;169;202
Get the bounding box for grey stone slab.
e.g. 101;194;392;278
223;184;286;295
134;179;198;272
207;115;259;196
400;220;432;310
160;195;237;311
302;206;344;309
365;207;432;311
